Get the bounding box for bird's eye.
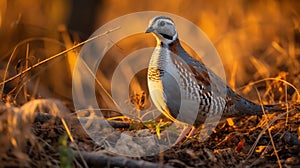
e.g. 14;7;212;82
159;21;165;26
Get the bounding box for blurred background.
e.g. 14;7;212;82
0;0;300;110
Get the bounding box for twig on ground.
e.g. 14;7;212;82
73;151;174;168
34;113;131;129
255;88;282;168
246;108;297;160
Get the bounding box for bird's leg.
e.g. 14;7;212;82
174;125;196;144
187;126;197;138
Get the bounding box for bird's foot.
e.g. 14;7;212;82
174;125;196;145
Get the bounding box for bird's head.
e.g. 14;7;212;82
146;16;178;44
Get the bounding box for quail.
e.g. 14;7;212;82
145;16;289;139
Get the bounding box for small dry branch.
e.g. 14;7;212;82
74;151;173;168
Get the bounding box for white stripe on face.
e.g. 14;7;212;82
159;19;174;25
154;19;175;27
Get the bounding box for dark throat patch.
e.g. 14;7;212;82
159;33;173;40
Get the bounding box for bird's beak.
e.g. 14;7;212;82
145;27;154;33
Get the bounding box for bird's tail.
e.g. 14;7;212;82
226;87;299;117
263;101;300;113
